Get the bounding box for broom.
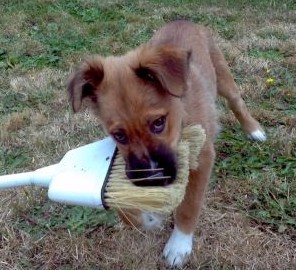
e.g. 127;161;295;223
0;125;206;214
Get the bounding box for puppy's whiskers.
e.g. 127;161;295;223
130;175;171;183
125;168;164;172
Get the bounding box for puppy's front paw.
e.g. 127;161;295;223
163;226;193;267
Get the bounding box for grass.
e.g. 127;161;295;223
16;203;118;236
215;129;296;233
0;0;296;269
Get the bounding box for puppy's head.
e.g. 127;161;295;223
68;44;190;186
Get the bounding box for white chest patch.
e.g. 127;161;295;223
141;212;164;230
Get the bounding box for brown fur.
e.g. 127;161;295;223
68;20;265;264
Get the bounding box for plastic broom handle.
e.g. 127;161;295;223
0;164;59;189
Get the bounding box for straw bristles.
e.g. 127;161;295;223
104;142;189;213
104;125;206;213
180;125;206;170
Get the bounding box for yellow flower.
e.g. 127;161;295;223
266;77;275;84
266;69;271;74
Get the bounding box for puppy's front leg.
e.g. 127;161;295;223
164;143;215;267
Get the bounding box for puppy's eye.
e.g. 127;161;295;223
113;131;128;144
150;116;166;134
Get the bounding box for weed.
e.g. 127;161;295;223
0;147;30;174
16;202;118;237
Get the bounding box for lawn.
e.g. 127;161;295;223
0;0;295;269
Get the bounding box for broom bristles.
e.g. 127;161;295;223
180;125;206;170
104;125;206;213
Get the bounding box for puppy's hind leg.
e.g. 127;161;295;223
210;43;266;141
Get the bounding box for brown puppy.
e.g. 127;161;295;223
68;20;266;267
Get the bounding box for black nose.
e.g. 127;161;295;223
125;145;177;187
126;161;169;187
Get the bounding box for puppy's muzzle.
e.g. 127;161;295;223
125;144;177;187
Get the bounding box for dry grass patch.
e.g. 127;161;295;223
1;198;295;269
198;203;296;269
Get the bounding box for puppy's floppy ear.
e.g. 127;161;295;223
134;45;191;97
67;58;104;112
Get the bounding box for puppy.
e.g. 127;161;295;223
67;20;266;267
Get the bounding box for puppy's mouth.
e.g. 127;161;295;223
125;144;177;187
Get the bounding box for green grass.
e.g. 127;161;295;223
1;89;55;115
0;147;30;174
0;0;296;268
248;48;284;61
16;203;118;237
215;128;296;233
258;30;290;41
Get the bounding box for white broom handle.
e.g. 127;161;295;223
0;165;106;209
0;171;34;188
0;137;116;209
0;164;59;189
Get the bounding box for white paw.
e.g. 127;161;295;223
163;226;193;267
141;212;164;230
248;129;267;141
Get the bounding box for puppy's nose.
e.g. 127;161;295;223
128;168;169;187
126;156;170;186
